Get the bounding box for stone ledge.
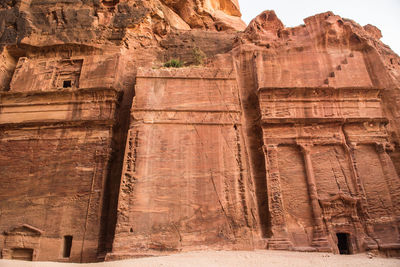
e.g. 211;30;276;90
261;117;389;124
258;86;385;93
0;88;120;126
0;87;120;99
136;67;236;80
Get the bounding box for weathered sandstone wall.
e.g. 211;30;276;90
0;53;124;262
233;10;400;255
0;1;400;263
108;67;256;259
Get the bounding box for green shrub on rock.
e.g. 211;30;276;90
164;59;183;68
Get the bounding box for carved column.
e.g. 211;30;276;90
263;144;293;250
343;143;368;208
298;143;331;251
376;142;400;240
376;142;400;213
344;142;378;250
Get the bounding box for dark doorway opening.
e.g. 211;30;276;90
63;235;73;258
336;233;350;254
63;80;72;88
11;248;33;261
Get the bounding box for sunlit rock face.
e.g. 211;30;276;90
0;0;245;50
1;1;400;263
160;0;246;30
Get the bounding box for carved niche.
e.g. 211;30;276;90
52;59;83;89
10;57;84;92
1;224;43;261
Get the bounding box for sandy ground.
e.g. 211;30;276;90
1;250;399;267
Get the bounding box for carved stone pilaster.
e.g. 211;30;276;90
263;144;293;250
343;143;368;205
344;143;378;249
375;142;400;244
375;142;400;217
297;142;331;251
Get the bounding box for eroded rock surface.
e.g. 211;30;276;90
1;1;400;263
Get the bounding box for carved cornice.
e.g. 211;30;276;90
0;87;120;100
136;68;236;80
4;224;44;236
257;86;385;94
261;118;389;125
0;88;120;128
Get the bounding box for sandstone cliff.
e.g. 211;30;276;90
0;1;400;263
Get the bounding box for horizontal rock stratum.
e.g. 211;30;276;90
0;1;400;263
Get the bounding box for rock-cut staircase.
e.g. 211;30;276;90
323;53;355;88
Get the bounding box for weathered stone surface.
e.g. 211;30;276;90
108;67;255;259
233;10;400;255
1;1;400;263
161;0;245;30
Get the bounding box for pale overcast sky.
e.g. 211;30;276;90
238;0;400;55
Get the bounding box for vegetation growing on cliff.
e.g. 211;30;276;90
163;59;183;68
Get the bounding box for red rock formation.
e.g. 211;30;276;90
233;10;400;255
0;1;400;263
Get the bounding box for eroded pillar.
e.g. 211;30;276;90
376;142;400;214
298;143;331;251
376;142;400;241
263;144;293;250
344;142;378;250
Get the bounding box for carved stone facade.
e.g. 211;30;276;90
0;55;121;262
107;68;254;259
257;84;398;253
1;2;400;263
